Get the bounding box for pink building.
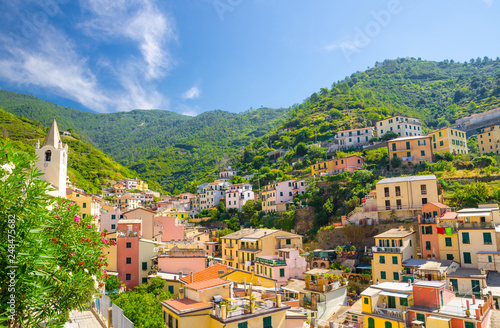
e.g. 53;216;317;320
155;216;185;242
254;249;307;287
219;170;237;179
116;221;141;290
225;183;254;211
157;247;207;275
262;179;307;213
100;209;122;233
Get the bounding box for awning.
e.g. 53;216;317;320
427;316;450;321
240;238;258;242
411;320;424;324
458;213;491;218
380;291;412;298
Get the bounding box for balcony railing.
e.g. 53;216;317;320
225;256;235;261
377;204;423;211
458;222;496;229
374;306;405;320
225;244;234;249
240;245;261;251
372;246;402;253
255;257;286;266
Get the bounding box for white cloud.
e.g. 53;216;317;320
182;86;201;100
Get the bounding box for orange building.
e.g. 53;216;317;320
388;135;433;166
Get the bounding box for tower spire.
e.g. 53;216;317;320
42;119;62;147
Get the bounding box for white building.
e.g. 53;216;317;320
225;183;254;211
376;116;423;138
198;180;232;210
330;127;375;151
35;120;68;198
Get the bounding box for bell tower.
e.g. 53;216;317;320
35;119;68;197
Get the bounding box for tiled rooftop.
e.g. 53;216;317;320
162;298;212;313
185;278;231;291
180;264;232;284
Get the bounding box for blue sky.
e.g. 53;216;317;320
0;0;499;115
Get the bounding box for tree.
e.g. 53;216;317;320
229;175;245;184
391;156;402;168
113;292;167;328
105;275;123;293
0;143;108;327
452;182;493;208
226;217;240;231
351;170;374;184
295;143;308;157
210;208;218;221
381;131;399;141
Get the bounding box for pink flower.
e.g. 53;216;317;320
69;252;75;257
74;215;80;223
101;232;106;237
55;215;61;220
81;238;86;243
110;240;116;246
87;224;92;229
103;269;107;273
70;202;74;205
101;238;109;245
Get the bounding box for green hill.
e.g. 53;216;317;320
236;57;500;179
0;109;135;193
0;90;289;192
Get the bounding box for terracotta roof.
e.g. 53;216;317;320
162;298;212;313
426;202;450;209
184;278;231;291
440;212;458;220
180;264;232;284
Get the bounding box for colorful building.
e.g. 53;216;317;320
66;189;101;223
254;249;307;286
478;125;500;155
221;228;303;271
376;115;423;138
375;175;439;221
261;180;306;213
310;155;364;177
113;196;140;211
429;127;468;155
388;135;433;166
100;208;122;233
225;183;254;211
419;202;451;261
437;211;461;263
372;227;417;283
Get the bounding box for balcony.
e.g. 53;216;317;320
255;257;286;266
374;306;405;320
391;147;413;152
372;246;402;253
458;221;497;229
225;244;234;249
239;245;261;252
226;256;235;261
377;204;423;211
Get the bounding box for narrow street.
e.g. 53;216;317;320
64;310;102;328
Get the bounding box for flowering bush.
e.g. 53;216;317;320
0;143;108;327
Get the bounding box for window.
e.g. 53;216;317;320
168;285;174;294
384;187;390;197
392;256;398;265
142;278;148;284
439;140;444;146
385;200;390;210
379;256;385;264
484;232;492;245
142;262;147;270
422;198;427;205
420;184;427;195
400;297;408;307
416;313;425;322
391;143;396;151
406;141;410;150
421;226;433;235
280;192;283;197
126;257;131;264
126;242;132;248
45;150;52;162
238;323;248;328
445;237;452;247
364;297;369;304
111;214;116;220
126;274;131;280
446;254;454;260
286;238;291;245
263;316;272;328
380;271;386;280
395;186;401;196
425;241;431;250
462;232;470;244
421;150;425;156
368;318;375;328
396;199;402;209
489;255;493;263
280;268;285;277
465;322;475;328
393;272;399;281
464;252;472;264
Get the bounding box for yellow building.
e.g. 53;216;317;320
67;189;101;224
388;135;433;166
310;155;364;176
436;212;460;263
372;228;417;283
376;175;439;221
162;278;289;328
221;228;302;271
162;208;190;220
478;125;500;154
136;179;148;191
361;282;414;328
429;127;468;155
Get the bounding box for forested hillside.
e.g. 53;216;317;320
0;90;289;192
236;57;500;180
0;109;136;193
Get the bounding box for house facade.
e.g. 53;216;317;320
478;125;500;154
429;127;468;155
388;135;433;166
310;155;364;176
376;116;423;138
261;180;306;213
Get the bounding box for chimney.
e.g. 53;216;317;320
179;288;184;300
221;304;227;319
472;295;476;304
178;270;183;280
190;272;193;284
276;294;282;308
466;300;470;310
475;308;480;320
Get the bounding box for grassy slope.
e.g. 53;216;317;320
0;109;135;193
